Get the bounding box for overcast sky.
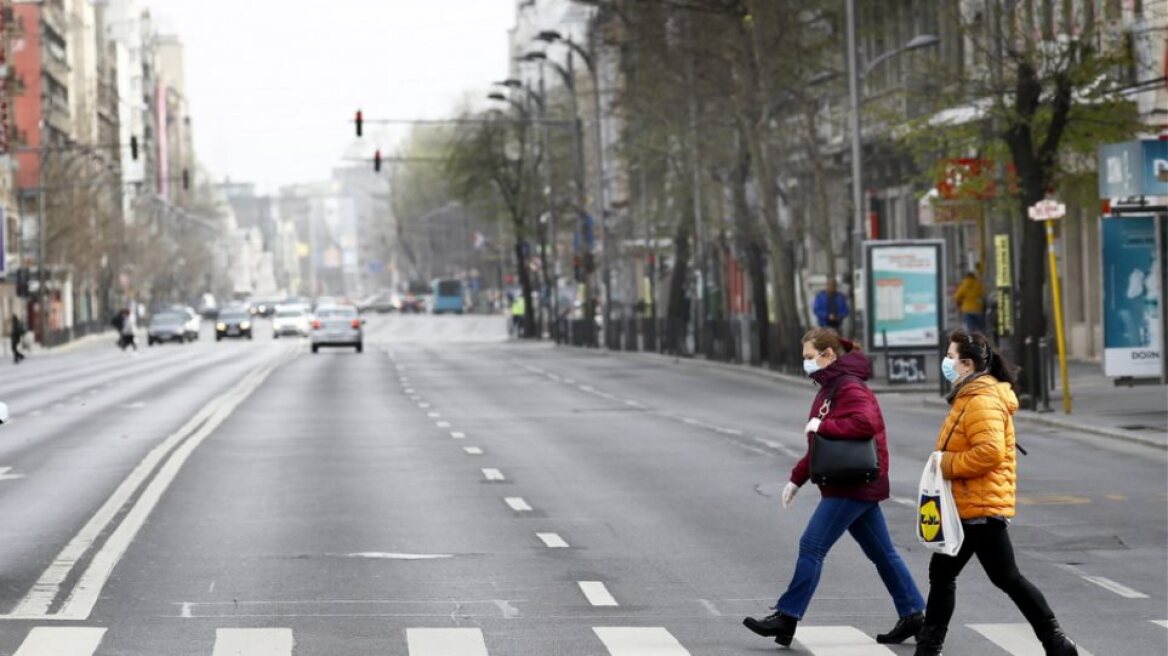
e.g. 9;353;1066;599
142;0;514;194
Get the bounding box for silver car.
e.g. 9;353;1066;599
310;305;363;353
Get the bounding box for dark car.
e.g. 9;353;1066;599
215;310;253;341
249;299;281;318
147;312;189;346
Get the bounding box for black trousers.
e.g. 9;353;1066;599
10;338;22;362
924;518;1054;630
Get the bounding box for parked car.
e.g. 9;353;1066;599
148;312;191;346
310;305;363;353
272;306;310;338
215;310;253;341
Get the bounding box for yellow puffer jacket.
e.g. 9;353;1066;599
936;375;1018;519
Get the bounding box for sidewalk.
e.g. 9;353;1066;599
0;330;119;366
570;346;1167;450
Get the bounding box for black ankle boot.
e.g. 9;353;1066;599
913;625;946;656
743;611;798;646
877;611;925;644
1036;617;1078;656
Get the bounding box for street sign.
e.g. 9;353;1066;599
1028;199;1066;221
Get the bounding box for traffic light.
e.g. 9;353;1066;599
130;136;139;160
355;110;363;137
373;149;382;172
182;169;190;190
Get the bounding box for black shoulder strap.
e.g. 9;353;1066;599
940;408;965;451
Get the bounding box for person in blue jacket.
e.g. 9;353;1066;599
813;278;849;330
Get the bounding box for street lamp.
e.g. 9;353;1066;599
846;0;939;337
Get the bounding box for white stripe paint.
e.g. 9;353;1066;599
890;496;916;507
624;400;643;408
0;466;25;481
482;468;506;481
406;628;488;656
578;581;619;607
504;497;532;512
451;432;466;439
1081;576;1148;599
427;412;441;418
346;552;453;560
715;427;743;435
970;623;1094;656
537;532;569;548
593;627;689;655
1153;620;1168;629
13;627;106;656
418;403;431;409
464;447;484;455
548;374;562;382
5;360;281;621
437;421;451;428
211;628;294;656
404;388;415;394
793;626;896;654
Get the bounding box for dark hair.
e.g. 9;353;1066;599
802;327;851;356
949;329;1015;388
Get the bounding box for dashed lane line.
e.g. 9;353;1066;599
504;497;532;512
578;581;619;607
536;532;569;548
482;468;505;482
464;447;484;455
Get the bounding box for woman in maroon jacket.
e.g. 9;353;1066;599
744;328;925;647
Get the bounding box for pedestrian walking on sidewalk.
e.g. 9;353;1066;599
9;313;25;364
117;308;137;352
744;328;926;648
915;330;1077;656
953;271;986;334
813;278;850;330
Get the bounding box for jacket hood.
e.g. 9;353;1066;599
954;375;1018;415
810;348;872;385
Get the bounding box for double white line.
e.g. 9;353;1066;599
3;359;282;621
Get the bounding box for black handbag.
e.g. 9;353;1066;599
808;377;879;486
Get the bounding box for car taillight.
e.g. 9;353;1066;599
312;320;321;329
351;319;361;329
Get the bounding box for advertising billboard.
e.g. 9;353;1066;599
1102;216;1162;378
864;240;945;350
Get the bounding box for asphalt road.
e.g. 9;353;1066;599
0;314;1162;655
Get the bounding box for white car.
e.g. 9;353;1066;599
272;306;310;338
310;305;363;353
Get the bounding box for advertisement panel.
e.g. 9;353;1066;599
1097;139;1168;199
864;241;945;349
1102;216;1162;377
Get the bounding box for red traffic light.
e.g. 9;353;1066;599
355;110;363;137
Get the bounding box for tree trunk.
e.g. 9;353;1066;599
666;214;693;354
513;237;537;339
730;129;770;363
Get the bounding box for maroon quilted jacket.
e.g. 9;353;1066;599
789;348;890;502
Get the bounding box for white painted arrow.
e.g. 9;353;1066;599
0;467;24;481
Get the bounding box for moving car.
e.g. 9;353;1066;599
358;291;396;314
167;304;201;341
272;306;310;338
216;310;253;341
310;305;363;353
147;312;191;345
250;298;282;318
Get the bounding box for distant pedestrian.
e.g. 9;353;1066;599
117;308;137;351
813;278;849;330
9;314;25;364
510;294;526;338
953;271;986;334
914;330;1077;656
743;328;925;648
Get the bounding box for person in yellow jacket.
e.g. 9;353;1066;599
953;272;985;334
510;294;526;338
914;330;1077;656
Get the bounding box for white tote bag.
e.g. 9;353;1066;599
916;451;964;556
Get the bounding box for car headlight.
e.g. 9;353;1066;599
241;322;251;330
216;323;226;330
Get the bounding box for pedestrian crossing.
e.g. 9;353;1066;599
1;621;1146;654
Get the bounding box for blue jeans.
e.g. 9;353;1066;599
776;498;925;619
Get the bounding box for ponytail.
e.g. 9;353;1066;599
950;329;1016;389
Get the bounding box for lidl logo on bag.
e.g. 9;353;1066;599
919;496;943;542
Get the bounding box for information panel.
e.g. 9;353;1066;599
863;241;945;350
1102;215;1162;378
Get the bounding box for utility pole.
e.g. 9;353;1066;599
588;26;612;349
845;0;863;340
685;15;705;355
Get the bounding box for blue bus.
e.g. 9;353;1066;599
431;278;465;314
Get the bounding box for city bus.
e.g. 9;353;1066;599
431;278;465;314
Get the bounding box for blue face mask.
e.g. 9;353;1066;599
941;357;960;383
803;358;821;376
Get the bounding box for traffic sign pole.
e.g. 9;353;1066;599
1030;199;1072;414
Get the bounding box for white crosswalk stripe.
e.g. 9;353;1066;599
211;628;294;656
13;627;106;656
1154;620;1168;629
594;627;691;655
793;626;896;655
969;623;1094;656
407;627;489;655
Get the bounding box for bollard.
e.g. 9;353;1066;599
1038;337;1053;413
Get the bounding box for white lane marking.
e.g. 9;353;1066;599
482;468;506;481
548;374;562;382
437;421;451;428
29;410;43;417
211;628;294;656
504;497;532;512
578;581;619;607
0;466;24;481
464;447;484;455
5;360;281;621
715;427;743;435
1154;620;1168;629
697;599;722;616
451;432;466;439
537;532;569;548
757;438;803;459
564;378;576;384
181;601;192;618
346;552;453;560
406;628;488;656
418;403;430;409
794;626;896;654
427;412;441;418
593;627;690;655
12;627;107;656
1056;564;1149;599
681;417;702;426
579;385;596;392
890;496;916;507
404;388;415;394
624;400;643;408
970;623;1094;656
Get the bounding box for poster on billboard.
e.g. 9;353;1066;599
1102;216;1162;378
864;240;945;350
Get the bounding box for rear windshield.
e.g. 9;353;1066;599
317;308;357;319
436;281;461;296
276;310;303;318
153;313;185;324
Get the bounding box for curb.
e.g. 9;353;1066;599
920;395;1166;451
553;344;1164;450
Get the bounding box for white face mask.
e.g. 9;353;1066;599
941;356;960;383
803;359;821;376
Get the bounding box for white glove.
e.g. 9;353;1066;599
804;417;822;436
782;482;801;509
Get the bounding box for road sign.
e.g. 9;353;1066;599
1028;199;1066;221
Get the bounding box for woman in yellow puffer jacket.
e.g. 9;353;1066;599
914;330;1078;656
